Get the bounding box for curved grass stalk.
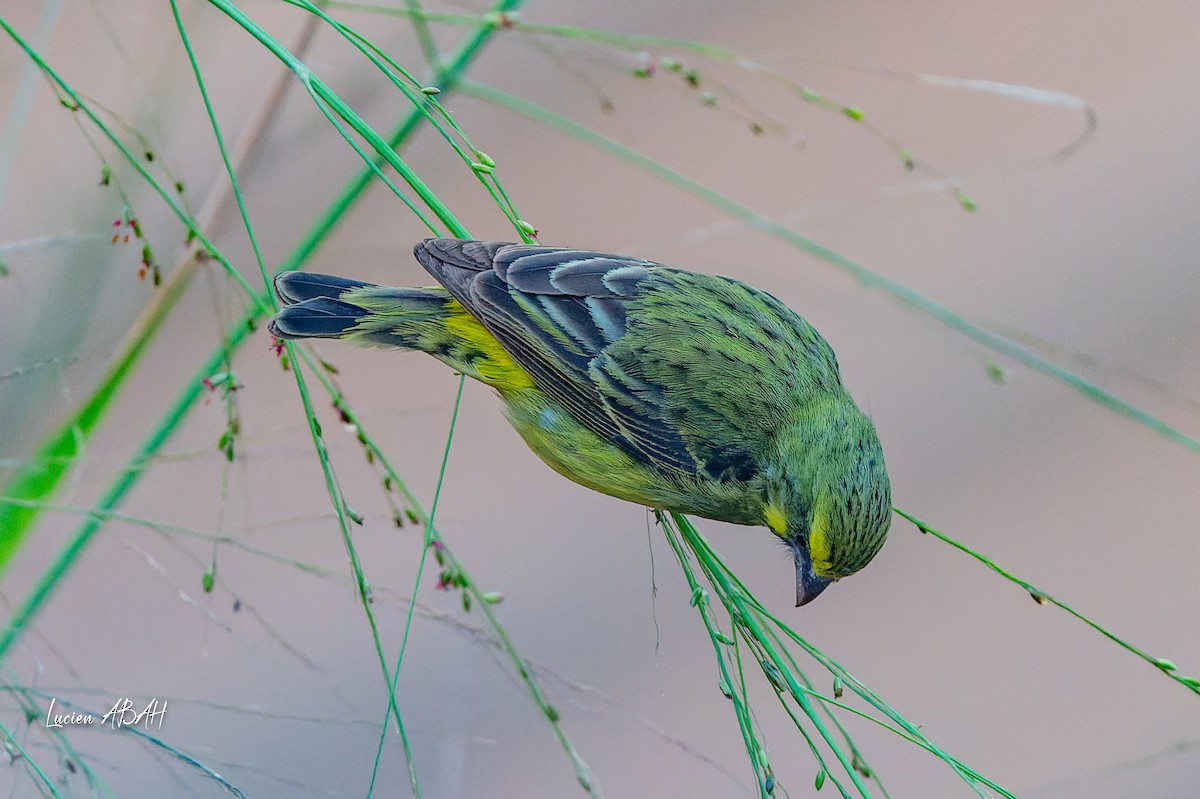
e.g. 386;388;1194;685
289;343;601;795
278;0;531;231
0;0;522;656
171;4;427;791
0;0;529;580
763;626;893;798
2;680;114;796
5;686;247;797
663;512;1018;798
404;0;440;69
206;0;466;237
181;4;568;788
657;527;772;797
895;507;1200;696
0;718;63;797
363;377;466;795
324;2;1095;179
0;11;308;576
0;2;604;793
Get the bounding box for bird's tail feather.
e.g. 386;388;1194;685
268;271;452;350
267;270;532;389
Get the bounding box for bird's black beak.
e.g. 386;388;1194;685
795;556;833;607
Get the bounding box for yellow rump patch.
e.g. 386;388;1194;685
442;306;535;390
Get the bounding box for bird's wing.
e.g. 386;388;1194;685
414;238;843;481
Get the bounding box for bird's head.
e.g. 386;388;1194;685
765;399;891;606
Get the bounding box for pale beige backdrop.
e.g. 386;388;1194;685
1;0;1198;797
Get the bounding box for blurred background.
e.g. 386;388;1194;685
2;0;1198;796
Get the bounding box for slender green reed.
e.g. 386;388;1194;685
896;508;1200;696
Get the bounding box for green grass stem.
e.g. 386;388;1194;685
895;507;1200;696
663;512;1019;798
0;0;522;659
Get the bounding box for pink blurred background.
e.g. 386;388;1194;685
2;0;1198;796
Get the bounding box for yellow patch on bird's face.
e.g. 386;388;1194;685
763;502;788;536
809;502;834;578
443;306;535;390
765;498;834;576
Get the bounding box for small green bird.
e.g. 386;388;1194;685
269;238;890;605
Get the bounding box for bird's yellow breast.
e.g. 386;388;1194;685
501;390;766;526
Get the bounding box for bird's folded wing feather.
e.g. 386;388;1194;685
414;239;843;482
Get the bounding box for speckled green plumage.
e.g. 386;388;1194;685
269;238;891;605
